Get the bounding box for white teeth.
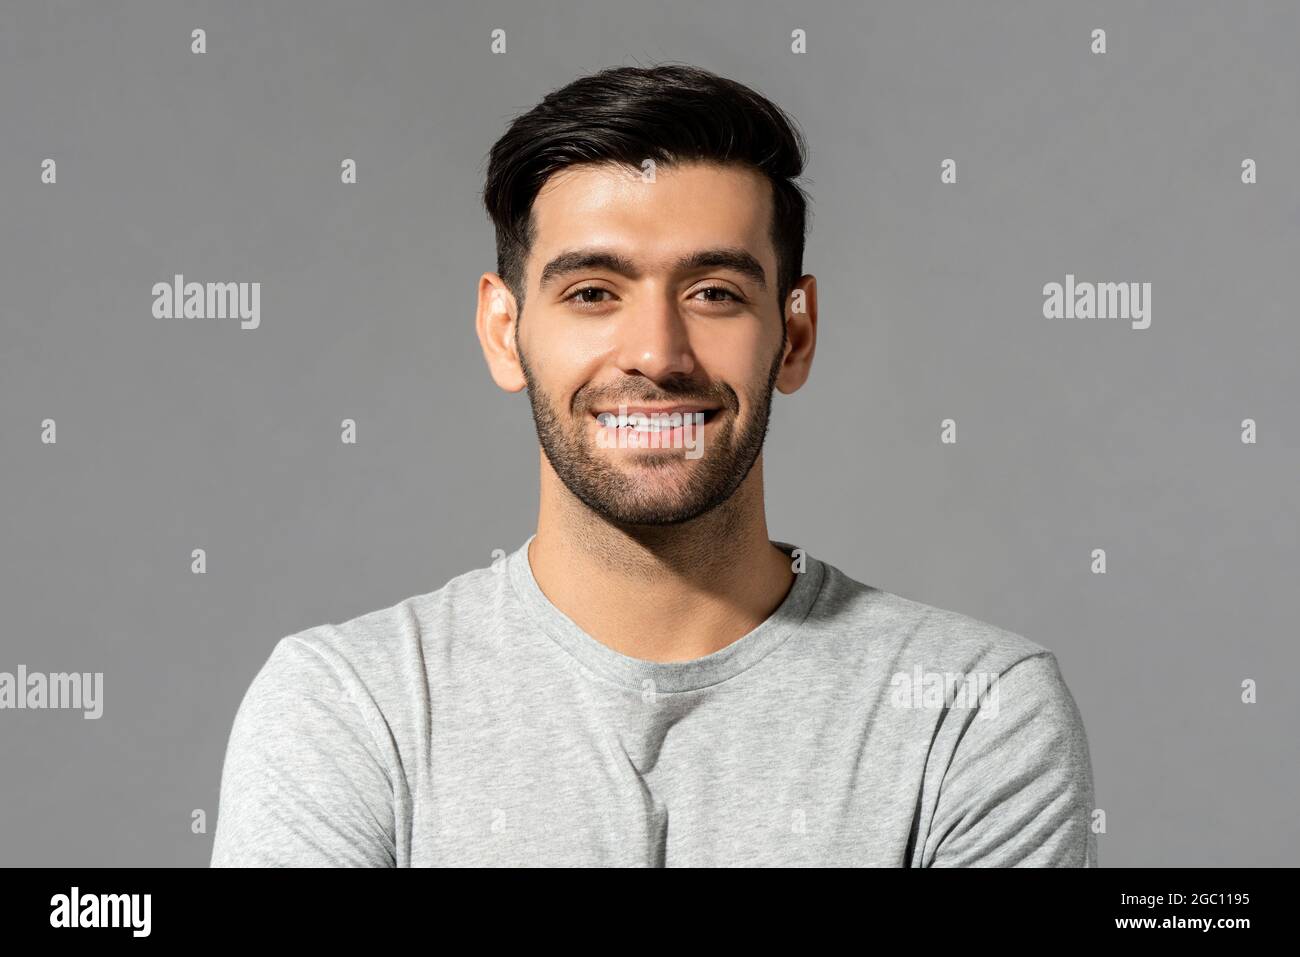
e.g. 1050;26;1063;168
595;413;686;431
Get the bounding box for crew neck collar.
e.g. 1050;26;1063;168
506;533;826;693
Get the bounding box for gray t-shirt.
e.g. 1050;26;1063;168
210;537;1097;867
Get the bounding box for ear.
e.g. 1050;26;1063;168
475;273;527;392
775;274;817;394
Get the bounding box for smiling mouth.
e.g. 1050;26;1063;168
590;408;722;431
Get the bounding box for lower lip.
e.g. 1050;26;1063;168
590;411;720;449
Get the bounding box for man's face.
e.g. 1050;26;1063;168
516;161;788;527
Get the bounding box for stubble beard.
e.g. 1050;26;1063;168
519;331;786;528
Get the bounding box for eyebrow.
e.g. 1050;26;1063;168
537;247;768;292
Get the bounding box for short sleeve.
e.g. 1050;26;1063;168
210;636;397;867
924;652;1097;867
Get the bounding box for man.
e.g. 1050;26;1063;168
211;64;1097;867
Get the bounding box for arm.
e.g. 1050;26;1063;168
924;652;1097;867
210;636;397;867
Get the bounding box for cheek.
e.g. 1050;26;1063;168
530;312;614;362
526;324;610;401
698;330;774;393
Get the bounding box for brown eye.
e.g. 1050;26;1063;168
566;286;614;306
694;286;743;303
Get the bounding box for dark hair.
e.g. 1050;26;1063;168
481;63;810;314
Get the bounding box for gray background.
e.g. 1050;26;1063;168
1;0;1297;866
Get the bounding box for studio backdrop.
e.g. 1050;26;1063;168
1;0;1297;866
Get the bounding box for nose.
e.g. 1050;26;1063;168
611;292;697;382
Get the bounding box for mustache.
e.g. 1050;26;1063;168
575;386;736;413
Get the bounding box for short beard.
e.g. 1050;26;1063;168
519;329;786;528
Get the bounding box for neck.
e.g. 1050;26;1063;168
527;452;796;663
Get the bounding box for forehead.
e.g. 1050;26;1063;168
527;161;775;276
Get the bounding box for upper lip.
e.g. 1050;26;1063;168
591;404;721;416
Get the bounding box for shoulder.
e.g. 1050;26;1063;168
239;559;508;716
811;556;1058;678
